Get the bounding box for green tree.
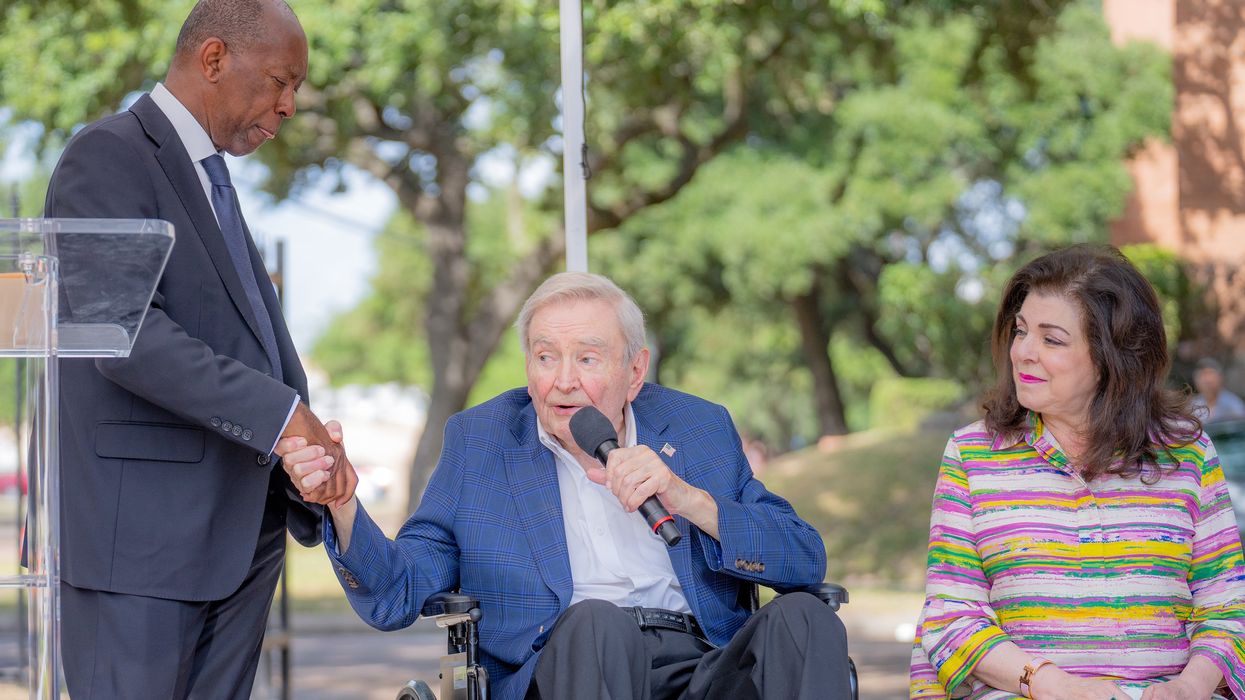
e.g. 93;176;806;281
1;0;1171;508
4;0;901;508
596;1;1170;443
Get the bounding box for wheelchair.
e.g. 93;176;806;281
397;583;859;700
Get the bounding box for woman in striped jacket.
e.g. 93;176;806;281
910;245;1245;700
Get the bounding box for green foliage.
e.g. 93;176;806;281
311;212;432;388
1122;242;1207;353
597;0;1171;448
0;360;20;426
875;261;1010;389
868;377;966;431
1;0;1176;464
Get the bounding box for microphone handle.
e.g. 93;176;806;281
596;441;682;547
638;497;682;547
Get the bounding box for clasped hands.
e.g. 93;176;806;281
277;402;356;509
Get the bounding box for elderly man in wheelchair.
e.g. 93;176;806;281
278;272;856;700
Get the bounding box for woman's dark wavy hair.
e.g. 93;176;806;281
981;244;1200;481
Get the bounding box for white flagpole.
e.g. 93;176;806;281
559;0;589;272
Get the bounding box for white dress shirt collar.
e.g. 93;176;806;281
149;83;219;163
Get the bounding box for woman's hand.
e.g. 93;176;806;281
1139;678;1205;700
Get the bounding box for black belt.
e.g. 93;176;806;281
625;606;707;642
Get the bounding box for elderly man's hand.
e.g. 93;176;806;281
276;412;356;508
594;445;720;539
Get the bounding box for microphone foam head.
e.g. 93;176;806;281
569;406;617;458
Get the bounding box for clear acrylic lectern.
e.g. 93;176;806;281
0;218;173;698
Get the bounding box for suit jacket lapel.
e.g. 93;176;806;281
130;95;267;355
633;402;693;575
506;410;573;607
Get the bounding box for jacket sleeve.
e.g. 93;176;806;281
46;125;298;451
694;405;827;589
912;437;1008;697
1186;439;1245;697
326;416;465;631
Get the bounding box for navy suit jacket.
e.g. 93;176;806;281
327;384;827;700
44;94;322;601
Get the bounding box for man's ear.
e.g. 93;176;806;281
198;37;228;82
627;348;650;401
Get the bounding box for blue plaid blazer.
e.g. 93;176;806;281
326;384;827;700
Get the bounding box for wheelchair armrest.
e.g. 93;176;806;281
774;582;849;612
420;591;480;618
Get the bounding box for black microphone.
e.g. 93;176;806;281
569;406;682;547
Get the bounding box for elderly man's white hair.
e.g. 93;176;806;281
516;272;647;362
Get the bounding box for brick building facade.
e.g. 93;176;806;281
1105;0;1245;369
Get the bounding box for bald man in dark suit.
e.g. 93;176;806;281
43;1;354;696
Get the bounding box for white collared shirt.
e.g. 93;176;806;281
149;83;223;226
537;404;690;612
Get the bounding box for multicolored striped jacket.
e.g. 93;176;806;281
911;416;1245;699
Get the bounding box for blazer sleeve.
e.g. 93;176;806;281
695;404;827;589
45;125;298;450
326;415;465;631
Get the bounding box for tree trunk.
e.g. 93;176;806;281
791;286;848;437
405;372;473;511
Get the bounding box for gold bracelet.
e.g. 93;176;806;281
1019;657;1054;698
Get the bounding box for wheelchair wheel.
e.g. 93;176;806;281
396;679;437;700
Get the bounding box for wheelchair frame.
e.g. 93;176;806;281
397;584;858;700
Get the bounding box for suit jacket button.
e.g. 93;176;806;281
257;453;271;466
735;559;745;569
222;420;233;432
210;417;222;428
242;429;253;441
232;425;243;437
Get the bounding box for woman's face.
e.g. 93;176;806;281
1010;292;1098;427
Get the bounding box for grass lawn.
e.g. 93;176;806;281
760;425;949;588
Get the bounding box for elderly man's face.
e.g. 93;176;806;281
526;298;648;455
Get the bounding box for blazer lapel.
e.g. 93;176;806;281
505;412;573;608
130;95;267;354
634;403;693;575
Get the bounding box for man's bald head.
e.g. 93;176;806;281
166;0;307;156
174;0;298;60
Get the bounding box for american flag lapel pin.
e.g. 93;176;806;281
661;443;676;457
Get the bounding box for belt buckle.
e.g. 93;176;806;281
629;606;648;630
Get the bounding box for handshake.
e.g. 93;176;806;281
276;402;356;509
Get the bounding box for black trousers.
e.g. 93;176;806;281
61;498;286;700
529;593;852;700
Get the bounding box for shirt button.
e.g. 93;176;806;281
595;528;605;536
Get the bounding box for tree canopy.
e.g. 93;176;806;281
1;0;1175;508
